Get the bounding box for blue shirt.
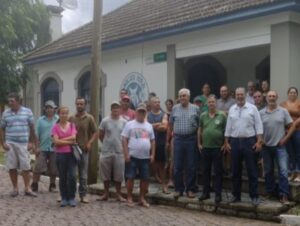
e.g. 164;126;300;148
36;115;59;151
0;106;34;144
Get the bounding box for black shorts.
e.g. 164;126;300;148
155;144;166;163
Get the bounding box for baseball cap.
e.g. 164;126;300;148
111;101;121;108
193;96;205;103
122;95;130;101
136;103;147;112
44;100;57;108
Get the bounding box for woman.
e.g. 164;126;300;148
281;87;300;182
52;106;77;207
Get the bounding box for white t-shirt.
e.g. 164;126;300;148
121;120;155;159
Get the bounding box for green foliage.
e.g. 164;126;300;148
0;0;51;106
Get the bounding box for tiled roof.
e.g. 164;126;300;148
24;0;282;62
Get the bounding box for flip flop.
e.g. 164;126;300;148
139;200;150;208
25;191;37;197
126;200;135;207
10;191;19;197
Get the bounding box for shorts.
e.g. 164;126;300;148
5;143;31;171
33;151;57;176
99;154;124;182
125;157;150;180
155;144;166;163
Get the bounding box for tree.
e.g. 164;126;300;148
0;0;50;111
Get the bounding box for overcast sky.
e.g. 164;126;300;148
43;0;130;33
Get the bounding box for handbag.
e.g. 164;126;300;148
70;123;82;163
72;143;83;163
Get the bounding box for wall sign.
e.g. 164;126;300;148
120;72;149;108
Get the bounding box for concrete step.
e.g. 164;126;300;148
88;182;297;222
196;174;300;201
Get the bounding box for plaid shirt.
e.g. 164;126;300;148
169;103;200;135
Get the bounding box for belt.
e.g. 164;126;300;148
174;133;196;138
231;136;255;140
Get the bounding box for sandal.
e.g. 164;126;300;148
24;191;37;197
139;200;150;208
10;191;19;197
126;200;135;207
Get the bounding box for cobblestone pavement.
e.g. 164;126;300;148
0;169;280;226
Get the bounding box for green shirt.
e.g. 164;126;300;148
199;110;226;148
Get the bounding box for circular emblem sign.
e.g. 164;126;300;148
120;72;149;108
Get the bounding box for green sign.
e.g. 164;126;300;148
153;52;167;62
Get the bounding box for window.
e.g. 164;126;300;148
78;71;91;111
41;78;59;108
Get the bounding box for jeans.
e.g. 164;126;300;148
78;151;89;197
263;146;289;196
173;135;197;193
202;148;223;195
286;131;300;173
230;137;258;199
56;153;77;200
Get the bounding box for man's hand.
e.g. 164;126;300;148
252;142;262;152
86;142;92;152
2;143;9;151
278;137;288;147
223;142;231;154
125;154;130;162
197;143;202;153
150;155;155;164
35;148;41;157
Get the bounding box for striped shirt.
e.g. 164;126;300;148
169;103;200;135
0;106;34;144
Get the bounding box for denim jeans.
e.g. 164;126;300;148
201;148;223;195
173;135;197;193
263;146;289;196
230;137;258;199
286;131;300;173
56;153;77;200
78;151;89;197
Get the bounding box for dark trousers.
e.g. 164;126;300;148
230;137;258;199
202;148;223;195
56;153;77;200
173;135;197;193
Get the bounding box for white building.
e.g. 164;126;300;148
23;0;300;117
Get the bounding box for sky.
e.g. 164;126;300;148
43;0;130;33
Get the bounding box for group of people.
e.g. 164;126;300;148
1;80;300;208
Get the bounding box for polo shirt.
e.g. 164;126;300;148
199;111;227;148
260;106;292;146
71;113;97;151
36;114;59;151
0;106;34;144
217;97;235;112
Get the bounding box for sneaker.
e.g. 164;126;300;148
280;195;290;205
49;183;57;192
60;199;68;207
251;197;260;206
69;199;77;207
31;182;38;192
228;196;241;203
80;196;89;204
198;193;210;201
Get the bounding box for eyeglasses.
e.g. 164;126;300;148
253;96;261;98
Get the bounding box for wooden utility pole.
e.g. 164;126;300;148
88;0;102;185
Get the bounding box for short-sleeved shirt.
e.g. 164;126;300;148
99;116;127;157
260;106;293;146
51;122;77;153
217;97;235;113
36;114;59;152
120;108;136;121
199;111;227;148
169;103;199;135
0;106;34;144
71;113;97;151
121;120;155;159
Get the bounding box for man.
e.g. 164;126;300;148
122;103;155;207
198;95;227;203
71;97;98;203
98;101;127;202
246;81;256;104
147;96;169;193
217;85;235;113
120;95;136;121
260;91;292;204
193;96;205;113
169;88;200;199
261;80;269;101
254;91;266;110
0;92;38;197
119;88;135;110
224;87;263;206
31;100;59;193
